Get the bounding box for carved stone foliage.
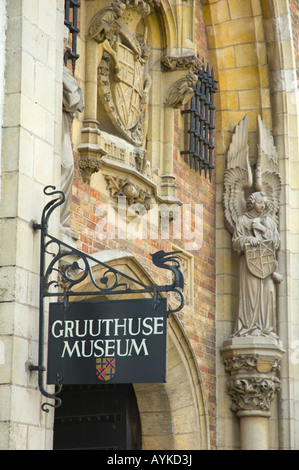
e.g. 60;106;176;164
161;54;202;73
223;354;281;374
94;0;152;146
104;174;155;209
226;375;280;414
79;156;103;185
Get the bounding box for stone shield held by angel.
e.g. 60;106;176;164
223;114;283;338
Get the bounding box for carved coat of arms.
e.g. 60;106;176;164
96;357;116;381
114;42;145;131
245;239;277;279
88;1;151;146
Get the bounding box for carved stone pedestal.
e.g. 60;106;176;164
221;336;285;450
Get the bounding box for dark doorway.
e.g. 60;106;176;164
53;384;142;450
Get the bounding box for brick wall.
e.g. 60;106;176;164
174;107;216;447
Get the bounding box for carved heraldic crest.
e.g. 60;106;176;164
88;0;151;146
245;239;276;279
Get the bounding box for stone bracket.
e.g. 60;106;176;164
221;337;285;417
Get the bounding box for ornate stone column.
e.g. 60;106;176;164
221;337;284;449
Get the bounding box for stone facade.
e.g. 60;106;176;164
0;0;298;451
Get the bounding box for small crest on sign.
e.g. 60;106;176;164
96;357;116;382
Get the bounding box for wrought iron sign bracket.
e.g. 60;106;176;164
29;186;184;412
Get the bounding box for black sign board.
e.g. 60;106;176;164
47;298;168;385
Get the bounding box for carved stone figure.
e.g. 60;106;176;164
61;65;84;231
164;73;198;109
223;115;282;338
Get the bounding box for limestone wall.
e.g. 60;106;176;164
0;0;7;201
0;0;64;450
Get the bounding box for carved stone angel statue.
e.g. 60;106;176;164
223;114;283;338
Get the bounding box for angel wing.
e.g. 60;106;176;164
255;115;281;225
223;114;253;234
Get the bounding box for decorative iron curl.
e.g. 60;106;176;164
33;185;65;231
29;187;66;412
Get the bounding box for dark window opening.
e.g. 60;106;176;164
53;384;142;450
64;0;81;74
181;62;217;181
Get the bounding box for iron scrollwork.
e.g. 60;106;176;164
30;186;184;412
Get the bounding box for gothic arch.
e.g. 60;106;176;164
146;0;177;50
146;0;196;52
72;249;210;449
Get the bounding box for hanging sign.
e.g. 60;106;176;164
47;298;168;385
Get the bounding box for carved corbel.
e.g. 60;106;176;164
161;54;202;74
221;341;284;418
79;155;103;185
223;353;281;415
78;124;107;184
164;73;198;109
104;175;155;210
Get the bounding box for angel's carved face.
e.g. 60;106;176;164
254;194;266;214
246;192;268;214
